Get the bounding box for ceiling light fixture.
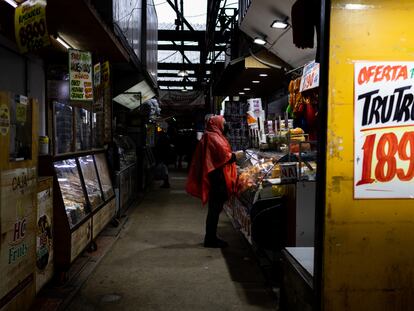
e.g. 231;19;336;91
4;0;18;8
178;70;189;77
56;36;71;49
271;20;289;29
239;92;245;95
252;80;260;84
243;88;251;91
259;73;268;77
253;37;266;45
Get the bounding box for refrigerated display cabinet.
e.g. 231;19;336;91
225;148;317;250
39;151;116;274
78;155;104;209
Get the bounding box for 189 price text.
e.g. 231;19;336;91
357;131;414;185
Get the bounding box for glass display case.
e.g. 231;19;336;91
75;107;92;151
236;148;318;206
114;135;137;170
42;151;117;273
54;101;73;154
54;159;89;228
78;155;103;209
94;153;114;200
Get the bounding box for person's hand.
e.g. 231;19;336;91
235;150;244;160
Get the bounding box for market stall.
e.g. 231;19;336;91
220;58;319;303
38;51;115;276
0;91;38;310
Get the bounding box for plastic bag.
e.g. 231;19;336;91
154;163;168;180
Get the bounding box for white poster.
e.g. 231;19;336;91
300;61;320;92
69;49;93;101
354;61;414;198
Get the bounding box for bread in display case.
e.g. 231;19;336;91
94;153;114;200
78;155;103;209
39;151;116;274
54;159;89;228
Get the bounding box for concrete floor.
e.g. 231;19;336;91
67;170;277;311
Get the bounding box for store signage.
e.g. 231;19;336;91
101;61;110;88
69;49;93;101
354;61;414;198
113;80;155;110
0;167;36;301
15;95;28;124
94;63;101;87
36;189;52;271
280;163;298;182
300;61;320;92
0;103;10;136
15;0;50;53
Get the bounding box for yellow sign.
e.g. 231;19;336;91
0;103;10;136
101;61;110;88
15;0;50;53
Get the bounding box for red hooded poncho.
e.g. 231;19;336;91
186;115;237;205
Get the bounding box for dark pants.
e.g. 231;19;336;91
205;196;225;241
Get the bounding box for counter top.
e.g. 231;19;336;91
285;247;314;277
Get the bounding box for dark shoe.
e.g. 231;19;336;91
203;238;229;248
160;183;170;188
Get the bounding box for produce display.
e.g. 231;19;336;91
237;156;275;194
235;149;317;205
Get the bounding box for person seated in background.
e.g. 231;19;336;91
186;115;243;248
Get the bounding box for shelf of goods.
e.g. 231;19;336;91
223;101;249;151
39;151;115;273
113;135;138;217
224;147;317;251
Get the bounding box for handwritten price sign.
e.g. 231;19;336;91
15;0;50;53
354;62;414;198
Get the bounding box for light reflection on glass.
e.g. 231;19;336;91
344;3;374;10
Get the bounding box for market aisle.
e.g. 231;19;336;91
66;170;277;311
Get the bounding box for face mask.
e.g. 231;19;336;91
223;122;229;135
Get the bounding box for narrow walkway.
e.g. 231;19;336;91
67;170;277;311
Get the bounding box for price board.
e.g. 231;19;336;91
69;49;93;101
15;0;50;53
300;61;320;92
354;61;414;198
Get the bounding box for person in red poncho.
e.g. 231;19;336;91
186;115;242;248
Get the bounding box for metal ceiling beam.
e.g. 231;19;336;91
171;40;193;64
158;73;210;78
165;0;195;32
158;30;226;43
158;62;215;70
158;44;226;52
158;80;198;87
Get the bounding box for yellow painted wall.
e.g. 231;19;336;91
324;1;414;310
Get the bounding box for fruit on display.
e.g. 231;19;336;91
272;185;285;197
237;160;274;193
271;165;281;178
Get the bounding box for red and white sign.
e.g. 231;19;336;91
280;163;298;182
354;61;414;198
300;61;320;92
